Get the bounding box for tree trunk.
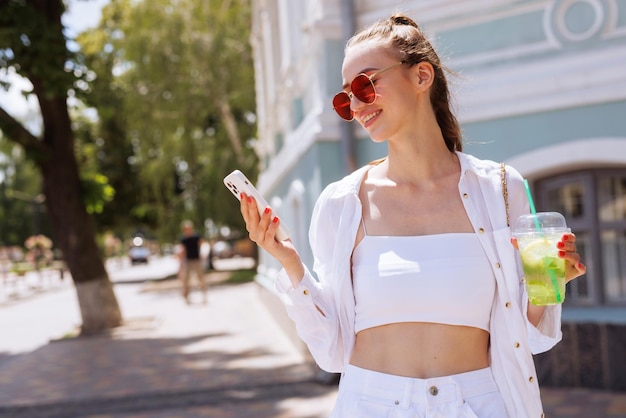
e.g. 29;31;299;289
39;100;122;335
0;0;123;334
74;279;122;333
217;96;245;166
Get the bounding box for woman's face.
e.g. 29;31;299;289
341;41;419;142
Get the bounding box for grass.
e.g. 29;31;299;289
9;262;33;275
222;269;257;285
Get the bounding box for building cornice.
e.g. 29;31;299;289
456;43;626;123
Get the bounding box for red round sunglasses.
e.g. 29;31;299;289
332;62;405;121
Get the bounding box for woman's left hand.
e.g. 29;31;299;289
557;233;587;283
511;232;587;283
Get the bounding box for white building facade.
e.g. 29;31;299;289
250;0;626;390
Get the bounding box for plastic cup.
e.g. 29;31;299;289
513;212;570;306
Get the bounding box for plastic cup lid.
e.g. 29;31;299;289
513;212;568;233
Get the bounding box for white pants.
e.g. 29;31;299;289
329;365;508;418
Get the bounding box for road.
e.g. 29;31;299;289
0;255;257;355
0;255;179;355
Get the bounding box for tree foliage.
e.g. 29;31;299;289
78;0;259;243
0;138;51;245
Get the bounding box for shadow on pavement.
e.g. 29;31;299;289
0;332;333;417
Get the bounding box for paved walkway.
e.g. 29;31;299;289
0;272;625;417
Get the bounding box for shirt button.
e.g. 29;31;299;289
521;277;526;284
478;228;485;233
529;376;535;383
303;289;309;296
495;262;501;269
394;400;400;405
463;193;469;198
514;342;520;348
505;302;511;308
429;386;439;396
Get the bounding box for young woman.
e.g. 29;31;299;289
240;14;586;417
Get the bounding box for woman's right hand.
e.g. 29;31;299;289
240;193;304;284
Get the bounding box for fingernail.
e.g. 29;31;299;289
264;207;270;214
272;216;279;223
577;262;585;270
557;242;565;249
562;234;569;241
558;251;565;258
240;193;244;200
247;196;252;203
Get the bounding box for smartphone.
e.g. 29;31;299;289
223;170;290;241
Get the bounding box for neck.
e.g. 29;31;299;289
382;135;458;184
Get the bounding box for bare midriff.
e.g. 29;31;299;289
349;322;490;378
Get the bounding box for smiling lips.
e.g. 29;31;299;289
361;110;381;124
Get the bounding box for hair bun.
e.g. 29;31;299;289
390;14;419;28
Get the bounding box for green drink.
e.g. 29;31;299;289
513;212;570;306
518;235;567;305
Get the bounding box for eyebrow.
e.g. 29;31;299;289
342;67;377;90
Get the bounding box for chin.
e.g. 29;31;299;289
366;130;391;143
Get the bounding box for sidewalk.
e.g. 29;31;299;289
0;273;337;417
0;271;625;417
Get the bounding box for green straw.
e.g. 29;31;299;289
524;179;543;232
522;179;562;303
524;179;538;216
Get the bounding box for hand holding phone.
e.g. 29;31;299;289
223;170;290;241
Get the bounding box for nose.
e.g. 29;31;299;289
349;92;367;113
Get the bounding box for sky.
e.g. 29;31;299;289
63;0;110;36
0;0;109;121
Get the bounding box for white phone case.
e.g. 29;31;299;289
223;170;290;241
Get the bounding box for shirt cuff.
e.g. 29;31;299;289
274;265;320;309
525;298;563;354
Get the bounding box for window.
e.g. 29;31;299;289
536;169;626;306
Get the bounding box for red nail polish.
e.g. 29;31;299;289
247;196;252;203
272;216;279;223
264;207;270;214
558;251;565;258
240;193;244;200
557;242;565;249
562;234;569;241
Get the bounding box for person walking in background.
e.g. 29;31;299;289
238;13;586;417
178;220;207;304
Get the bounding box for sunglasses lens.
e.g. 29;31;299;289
352;75;376;104
332;92;353;121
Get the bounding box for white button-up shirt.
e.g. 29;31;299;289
275;152;562;418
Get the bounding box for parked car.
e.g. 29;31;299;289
211;240;234;260
129;246;150;265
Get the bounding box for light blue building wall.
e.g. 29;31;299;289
463;100;626;162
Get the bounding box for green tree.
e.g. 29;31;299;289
73;13;145;238
0;138;50;245
80;0;258;243
0;0;122;333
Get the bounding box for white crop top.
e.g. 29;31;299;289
352;232;495;333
